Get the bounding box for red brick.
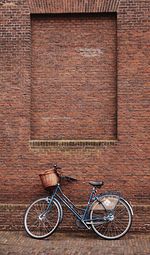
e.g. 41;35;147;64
0;0;149;232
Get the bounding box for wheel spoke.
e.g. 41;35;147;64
24;198;60;239
90;198;132;240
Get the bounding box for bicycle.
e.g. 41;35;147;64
24;164;133;240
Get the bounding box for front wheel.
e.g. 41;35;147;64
90;197;133;240
24;197;61;239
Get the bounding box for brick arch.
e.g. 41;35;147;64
28;0;120;13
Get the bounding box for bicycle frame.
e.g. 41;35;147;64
47;184;98;230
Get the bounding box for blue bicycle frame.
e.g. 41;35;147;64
47;184;98;230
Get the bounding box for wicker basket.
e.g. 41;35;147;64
39;170;59;189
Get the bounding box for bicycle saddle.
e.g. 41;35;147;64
89;181;103;188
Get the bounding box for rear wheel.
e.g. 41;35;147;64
90;197;132;240
24;197;61;239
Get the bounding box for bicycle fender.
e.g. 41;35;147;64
120;197;134;216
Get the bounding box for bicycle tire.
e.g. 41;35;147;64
24;197;62;239
90;196;133;240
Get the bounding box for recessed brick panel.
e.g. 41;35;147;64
31;14;117;140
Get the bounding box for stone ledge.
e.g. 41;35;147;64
30;140;118;149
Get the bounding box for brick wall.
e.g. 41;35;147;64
0;0;150;232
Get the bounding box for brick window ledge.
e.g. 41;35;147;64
30;140;117;149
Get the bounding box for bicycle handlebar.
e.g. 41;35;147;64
53;164;78;182
61;176;78;182
53;164;62;170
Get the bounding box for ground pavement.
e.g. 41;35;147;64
0;231;150;255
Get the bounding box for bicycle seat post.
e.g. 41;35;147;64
89;186;97;204
92;186;97;195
